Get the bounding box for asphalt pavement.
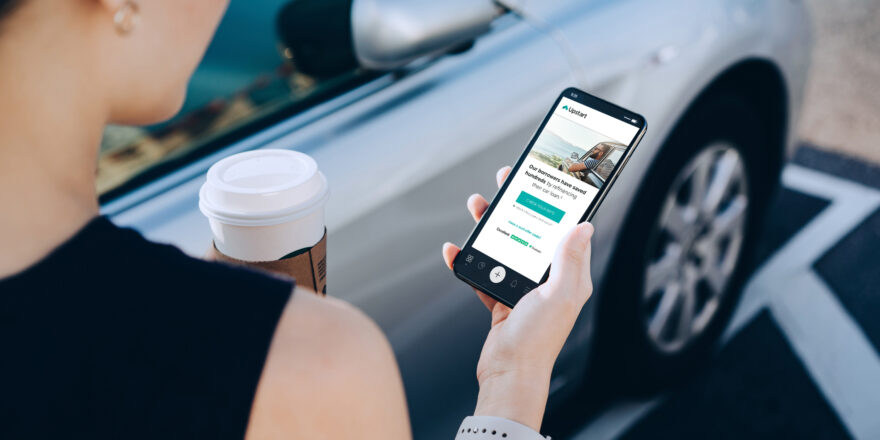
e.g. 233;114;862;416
799;0;880;164
565;146;880;440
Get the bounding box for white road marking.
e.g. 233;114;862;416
570;397;664;440
771;271;880;438
572;164;880;440
726;165;880;339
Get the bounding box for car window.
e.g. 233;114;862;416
584;143;611;162
97;1;372;200
594;148;624;181
583;146;599;160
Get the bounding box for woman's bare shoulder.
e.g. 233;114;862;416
246;288;411;439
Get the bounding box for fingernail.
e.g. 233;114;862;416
581;222;594;238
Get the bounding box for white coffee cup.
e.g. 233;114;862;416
199;149;329;262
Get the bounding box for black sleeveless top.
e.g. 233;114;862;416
0;216;293;439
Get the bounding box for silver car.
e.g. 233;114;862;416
99;0;812;437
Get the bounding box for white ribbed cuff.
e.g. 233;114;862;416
454;416;549;440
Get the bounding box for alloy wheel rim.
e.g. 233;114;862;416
641;143;749;354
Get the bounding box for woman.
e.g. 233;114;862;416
0;0;596;438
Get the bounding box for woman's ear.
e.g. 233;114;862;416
93;0;140;36
92;0;126;16
95;0;126;14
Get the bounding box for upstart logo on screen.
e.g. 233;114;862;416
472;97;639;282
562;104;587;118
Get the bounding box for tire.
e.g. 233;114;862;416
592;93;780;393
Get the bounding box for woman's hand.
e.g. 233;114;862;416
442;166;595;432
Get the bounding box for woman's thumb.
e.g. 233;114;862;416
547;222;594;293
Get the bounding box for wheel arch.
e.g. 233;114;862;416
686;58;790;177
570;58;792;392
595;57;789;328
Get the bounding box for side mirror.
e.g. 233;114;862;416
277;0;502;78
277;0;360;79
351;0;503;70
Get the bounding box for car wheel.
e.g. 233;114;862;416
593;93;780;392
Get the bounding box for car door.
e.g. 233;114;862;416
99;6;574;439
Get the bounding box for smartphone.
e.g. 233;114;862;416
453;87;647;307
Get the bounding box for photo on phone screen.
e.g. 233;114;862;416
454;88;646;306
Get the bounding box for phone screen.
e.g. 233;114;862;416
457;90;645;301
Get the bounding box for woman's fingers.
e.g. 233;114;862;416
443;242;500;313
467;194;490;222
204;246;216;261
475;291;501;313
445;167;512;313
546;222;595;305
466;167;510;222
442;242;460;271
496;166;512;188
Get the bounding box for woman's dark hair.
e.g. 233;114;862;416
0;0;22;22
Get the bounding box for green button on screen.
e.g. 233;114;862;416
515;191;565;223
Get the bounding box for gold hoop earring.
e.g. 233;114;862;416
114;1;140;36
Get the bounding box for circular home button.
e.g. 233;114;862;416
489;266;506;284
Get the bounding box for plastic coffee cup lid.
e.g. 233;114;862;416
199;149;329;226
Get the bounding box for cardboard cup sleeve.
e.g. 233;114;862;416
210;229;327;295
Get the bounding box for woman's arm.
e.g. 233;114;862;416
246;289;411;439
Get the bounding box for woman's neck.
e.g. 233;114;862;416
0;30;106;278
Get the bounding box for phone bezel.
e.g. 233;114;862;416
452;87;648;307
